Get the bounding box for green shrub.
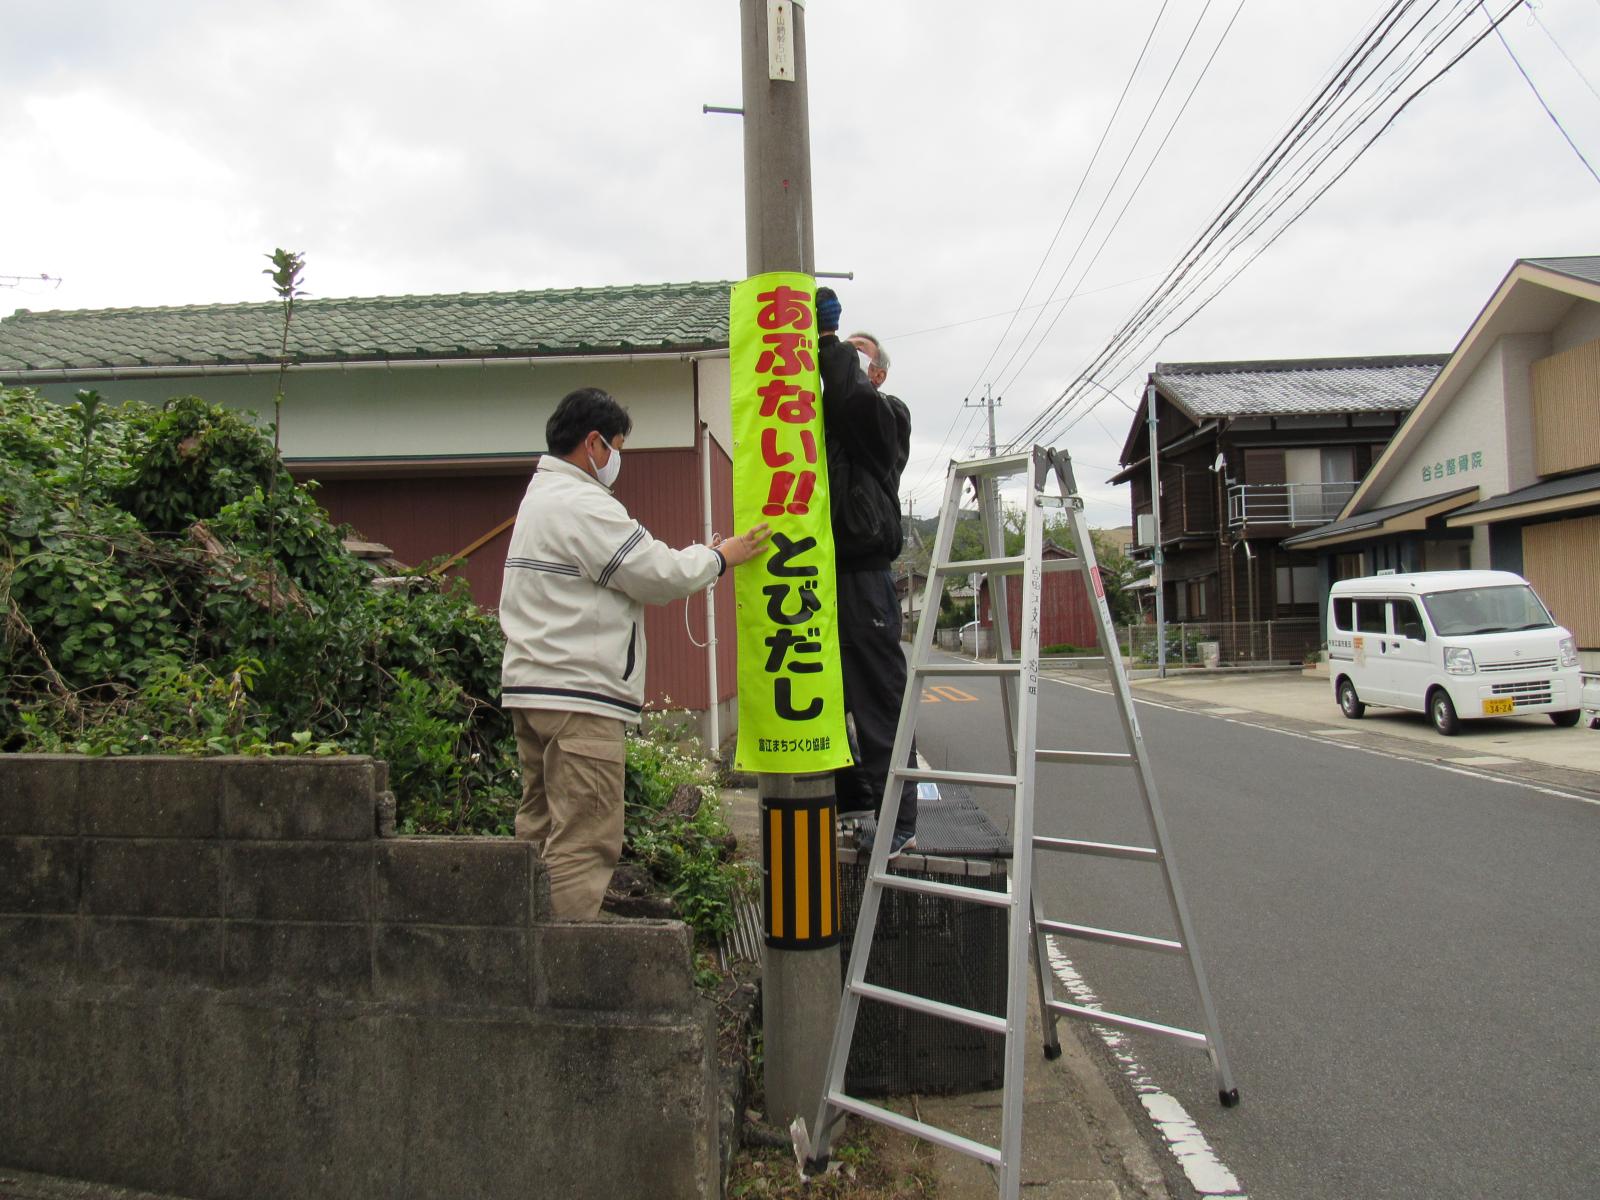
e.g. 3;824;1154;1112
623;712;755;940
0;386;513;833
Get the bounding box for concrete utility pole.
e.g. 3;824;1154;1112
740;0;838;1132
1146;380;1167;678
965;385;1001;456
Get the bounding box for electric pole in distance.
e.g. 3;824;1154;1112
965;384;1001;456
739;0;839;1133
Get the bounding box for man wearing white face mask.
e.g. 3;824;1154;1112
500;387;769;919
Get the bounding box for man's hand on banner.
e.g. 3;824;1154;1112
713;523;773;568
815;286;841;334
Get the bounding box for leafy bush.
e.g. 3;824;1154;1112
623;712;755;940
1;386;515;833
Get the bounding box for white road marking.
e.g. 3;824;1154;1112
1042;674;1600;808
1045;938;1248;1198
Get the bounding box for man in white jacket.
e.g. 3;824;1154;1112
500;387;768;919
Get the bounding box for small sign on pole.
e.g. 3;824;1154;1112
767;0;795;80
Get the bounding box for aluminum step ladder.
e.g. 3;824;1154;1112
805;445;1238;1199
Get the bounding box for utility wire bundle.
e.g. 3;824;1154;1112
1003;0;1530;453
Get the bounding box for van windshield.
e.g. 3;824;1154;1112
1421;585;1554;636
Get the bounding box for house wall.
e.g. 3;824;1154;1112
34;356;702;457
1550;295;1600;353
1522;514;1600;649
1530;336;1600;477
1379;342;1511;510
978;556;1099;652
303;445;731;716
696;356;734;452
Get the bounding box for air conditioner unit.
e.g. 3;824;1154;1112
1137;514;1156;546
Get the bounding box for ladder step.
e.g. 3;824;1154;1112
874;872;1013;909
957;451;1032;477
913;662;1022;677
849;981;1008;1035
1037;919;1184;955
1036;749;1132;767
897;766;1020;789
825;1092;1002;1166
1046;1000;1208;1048
1033;836;1160;862
931;555;1083;576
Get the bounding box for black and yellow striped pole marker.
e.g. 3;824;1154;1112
761;791;841;949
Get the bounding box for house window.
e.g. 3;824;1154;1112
1333;552;1364;581
1186;579;1208;619
1275;564;1319;606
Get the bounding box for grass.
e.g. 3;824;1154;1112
727;1118;939;1199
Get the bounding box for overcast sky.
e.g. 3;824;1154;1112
5;1;1598;527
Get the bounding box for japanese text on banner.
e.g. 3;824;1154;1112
731;273;851;773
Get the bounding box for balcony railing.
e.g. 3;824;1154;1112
1228;481;1356;529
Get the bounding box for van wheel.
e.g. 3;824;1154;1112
1337;678;1365;719
1550;710;1581;728
1429;689;1460;736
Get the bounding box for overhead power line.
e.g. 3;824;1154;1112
1004;0;1529;453
1477;0;1600;185
958;0;1174;406
991;0;1251;400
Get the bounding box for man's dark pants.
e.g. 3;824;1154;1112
834;568;917;839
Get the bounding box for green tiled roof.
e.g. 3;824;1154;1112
0;281;734;376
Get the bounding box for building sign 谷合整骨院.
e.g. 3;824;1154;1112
1422;450;1483;484
730;273;852;774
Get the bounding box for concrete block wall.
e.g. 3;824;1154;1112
0;755;721;1200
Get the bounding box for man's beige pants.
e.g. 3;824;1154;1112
510;709;627;920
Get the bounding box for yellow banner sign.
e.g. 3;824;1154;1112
731;272;852;773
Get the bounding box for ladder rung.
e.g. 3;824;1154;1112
1036;749;1132;767
825;1092;1002;1166
850;980;1008;1035
913;662;1022;677
897;766;1019;789
931;554;1022;574
874;872;1013;909
1047;1000;1208;1048
1038;919;1184;955
1033;836;1160;862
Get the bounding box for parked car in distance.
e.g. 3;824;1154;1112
1327;570;1583;736
1583;673;1600;730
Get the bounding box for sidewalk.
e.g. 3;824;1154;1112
1058;664;1600;796
718;786;1176;1200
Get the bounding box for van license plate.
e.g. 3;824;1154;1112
1482;698;1515;716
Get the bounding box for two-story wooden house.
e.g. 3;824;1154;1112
1112;354;1447;658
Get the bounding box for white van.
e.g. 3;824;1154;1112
1327;570;1582;735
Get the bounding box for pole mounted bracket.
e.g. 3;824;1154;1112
703;104;745;116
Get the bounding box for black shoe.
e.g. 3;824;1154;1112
889;830;917;857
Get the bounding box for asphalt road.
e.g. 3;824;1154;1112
911;652;1600;1199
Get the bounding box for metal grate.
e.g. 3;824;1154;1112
1491;680;1554;706
1481;657;1558;673
837;792;1011;1097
